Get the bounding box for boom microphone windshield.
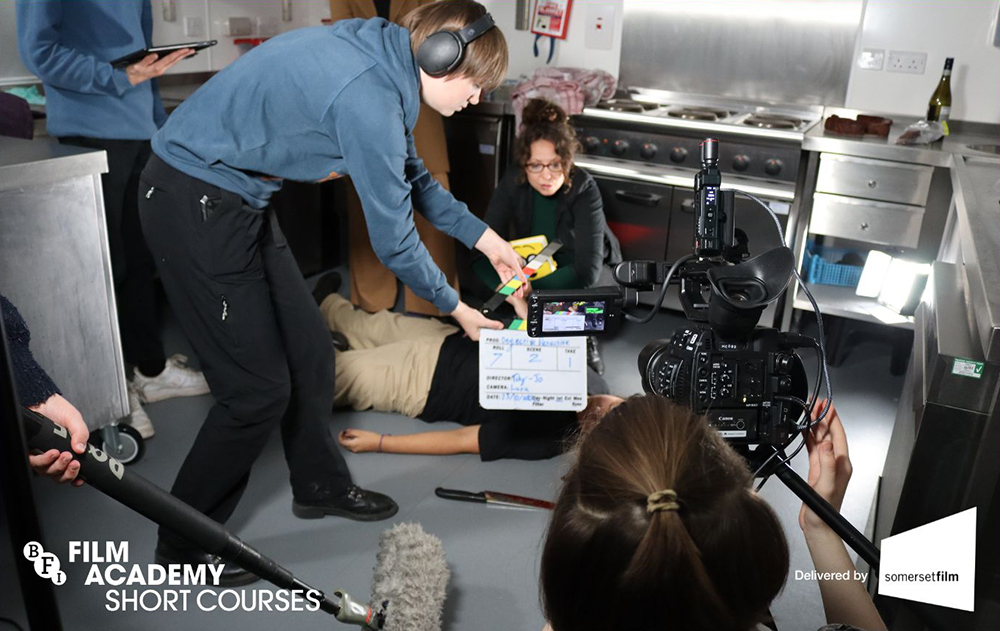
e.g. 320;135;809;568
370;523;449;631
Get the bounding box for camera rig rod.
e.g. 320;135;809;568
18;407;366;623
770;457;880;570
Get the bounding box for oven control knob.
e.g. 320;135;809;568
765;158;784;176
611;140;630;156
732;154;750;172
639;143;658;160
669;147;688;163
583;136;601;152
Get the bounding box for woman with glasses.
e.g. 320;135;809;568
475;99;621;373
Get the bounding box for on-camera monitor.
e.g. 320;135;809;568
541;301;606;333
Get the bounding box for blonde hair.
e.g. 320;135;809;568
400;0;508;92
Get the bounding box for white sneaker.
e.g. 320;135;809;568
125;386;154;439
132;354;210;404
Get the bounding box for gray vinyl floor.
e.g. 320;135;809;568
5;272;905;631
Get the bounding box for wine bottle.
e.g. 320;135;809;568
927;57;953;135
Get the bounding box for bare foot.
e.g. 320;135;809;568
338;429;382;453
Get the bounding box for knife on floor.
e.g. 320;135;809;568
435;487;555;511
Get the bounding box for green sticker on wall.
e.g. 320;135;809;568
952;358;984;379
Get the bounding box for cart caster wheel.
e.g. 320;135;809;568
102;424;145;465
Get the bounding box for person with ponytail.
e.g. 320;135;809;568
474;98;621;374
539;395;887;631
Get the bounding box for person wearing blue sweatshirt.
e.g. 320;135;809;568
137;0;520;585
16;0;210;441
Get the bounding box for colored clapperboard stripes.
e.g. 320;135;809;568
480;241;563;316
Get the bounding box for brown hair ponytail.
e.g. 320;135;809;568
540;395;789;631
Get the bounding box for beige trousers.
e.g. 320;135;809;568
320;293;458;418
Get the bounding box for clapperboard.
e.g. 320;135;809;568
478;328;586;411
480;240;563;315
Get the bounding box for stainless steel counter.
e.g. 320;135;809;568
0;136;128;429
951;154;1000;363
803;107;999;167
0;135;108;190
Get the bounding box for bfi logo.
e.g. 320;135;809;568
23;541;66;585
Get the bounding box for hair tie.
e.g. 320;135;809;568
647;489;680;513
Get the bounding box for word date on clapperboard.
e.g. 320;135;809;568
479;329;587;410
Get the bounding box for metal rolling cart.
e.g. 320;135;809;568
0;136;143;464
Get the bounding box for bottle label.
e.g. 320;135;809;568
940;107;952;135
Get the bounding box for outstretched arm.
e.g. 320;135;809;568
799;400;887;631
339;426;480;456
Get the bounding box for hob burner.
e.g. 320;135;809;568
594;99;659;113
743;113;802;130
666;107;731;121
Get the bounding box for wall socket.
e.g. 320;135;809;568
886;50;927;74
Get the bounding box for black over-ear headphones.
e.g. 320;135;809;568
416;12;496;77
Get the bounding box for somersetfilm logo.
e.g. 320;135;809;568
788;507;977;612
878;507;977;611
24;540;323;613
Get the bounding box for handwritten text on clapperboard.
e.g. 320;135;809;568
479;330;586;411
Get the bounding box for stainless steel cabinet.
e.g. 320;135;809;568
783;146;951;331
0;137;128;430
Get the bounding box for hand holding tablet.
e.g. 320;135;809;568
112;41;217;86
111;40;217;68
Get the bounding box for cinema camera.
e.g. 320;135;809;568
527;138;834;477
525;139;887;570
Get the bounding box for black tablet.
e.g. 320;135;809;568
110;40;217;69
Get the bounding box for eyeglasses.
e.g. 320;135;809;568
525;161;564;174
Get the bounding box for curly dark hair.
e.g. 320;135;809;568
513;99;581;190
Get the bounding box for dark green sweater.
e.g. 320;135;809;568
475;167;621;291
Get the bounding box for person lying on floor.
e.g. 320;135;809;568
311;273;622;461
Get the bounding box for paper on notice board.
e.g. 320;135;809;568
479;329;586;411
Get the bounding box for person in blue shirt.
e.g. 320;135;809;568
136;0;522;585
16;0;210;441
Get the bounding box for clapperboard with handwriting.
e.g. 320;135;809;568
479;329;587;411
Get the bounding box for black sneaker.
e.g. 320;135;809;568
311;271;343;306
292;485;398;521
587;336;605;376
154;541;259;587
